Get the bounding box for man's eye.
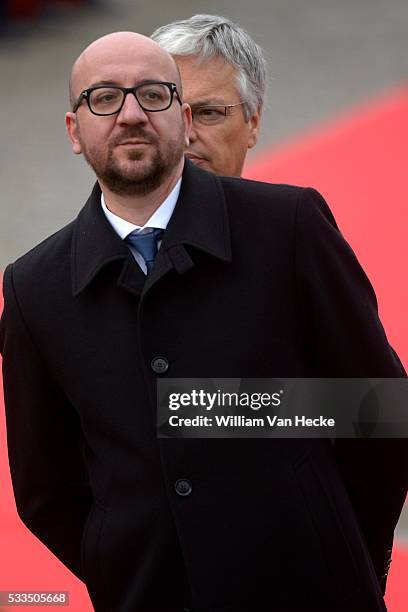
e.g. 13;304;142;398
145;91;161;99
197;108;223;117
99;94;115;103
94;91;121;104
139;87;167;103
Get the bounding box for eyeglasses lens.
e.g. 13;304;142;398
89;84;172;115
193;107;227;126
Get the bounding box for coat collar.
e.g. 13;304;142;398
71;158;232;296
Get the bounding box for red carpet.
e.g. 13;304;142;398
1;84;407;610
245;84;408;368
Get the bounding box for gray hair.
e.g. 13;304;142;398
151;14;266;121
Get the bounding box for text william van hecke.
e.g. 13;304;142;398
214;415;336;427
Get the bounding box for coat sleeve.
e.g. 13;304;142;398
295;187;408;594
0;263;93;580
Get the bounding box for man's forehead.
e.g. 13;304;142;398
176;55;240;104
76;62;171;88
71;33;178;94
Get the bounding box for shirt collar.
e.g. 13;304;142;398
100;177;182;239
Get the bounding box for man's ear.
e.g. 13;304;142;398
65;112;82;155
182;102;192;147
247;109;261;150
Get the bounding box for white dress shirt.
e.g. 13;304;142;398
100;178;182;274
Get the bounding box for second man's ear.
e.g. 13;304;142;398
247;110;261;150
182;103;193;147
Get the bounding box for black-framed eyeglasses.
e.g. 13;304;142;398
191;101;247;126
72;81;182;116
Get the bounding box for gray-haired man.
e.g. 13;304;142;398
151;14;266;177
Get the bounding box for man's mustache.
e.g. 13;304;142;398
110;129;159;147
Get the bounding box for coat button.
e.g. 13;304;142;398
151;356;169;374
175;478;193;496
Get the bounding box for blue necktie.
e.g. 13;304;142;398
125;228;164;274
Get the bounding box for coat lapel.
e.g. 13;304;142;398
71;159;232;298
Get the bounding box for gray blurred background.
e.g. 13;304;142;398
0;0;407;541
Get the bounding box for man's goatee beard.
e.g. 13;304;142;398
82;139;184;196
98;151;175;197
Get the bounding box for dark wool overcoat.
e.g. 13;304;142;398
1;160;407;612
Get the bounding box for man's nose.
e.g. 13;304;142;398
117;92;148;124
